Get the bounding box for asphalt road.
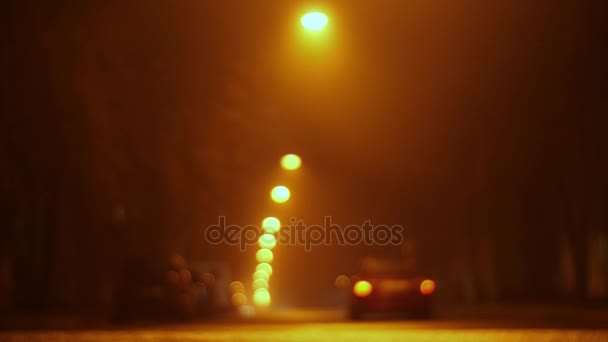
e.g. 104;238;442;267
2;308;607;342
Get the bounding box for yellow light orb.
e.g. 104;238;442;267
256;248;274;263
280;154;302;170
252;278;269;290
262;217;281;234
253;269;270;282
231;292;247;306
301;12;328;31
256;263;273;276
353;280;373;298
253;288;271;307
270;186;290;203
258;233;277;249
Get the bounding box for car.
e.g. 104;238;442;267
349;258;436;320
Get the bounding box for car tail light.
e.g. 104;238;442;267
353;280;373;298
419;279;436;295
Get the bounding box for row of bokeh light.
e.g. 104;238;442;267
255;154;302;307
232;154;302;315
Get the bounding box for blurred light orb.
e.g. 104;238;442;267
231;292;247;306
301;12;328;31
420;279;436;296
256;248;274;263
258;233;277;249
280;154;302;170
253;270;270;282
230;281;245;294
178;269;192;284
202;272;216;287
262;217;281;234
170;254;186;269
238;304;256;318
253;288;271;307
270;186;290;203
252;278;269;290
256;263;273;276
335;274;351;289
353;280;373;298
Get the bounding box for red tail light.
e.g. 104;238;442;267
420;279;436;295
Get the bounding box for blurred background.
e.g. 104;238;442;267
1;0;607;324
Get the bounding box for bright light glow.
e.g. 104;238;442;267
301;12;328;31
253;270;270;282
253;288;271;307
281;154;302;170
420;279;436;296
231;292;247;306
262;217;281;234
335;274;351;289
252;278;269;290
271;186;290;203
258;233;277;249
256;263;273;276
353;280;373;298
256;248;274;263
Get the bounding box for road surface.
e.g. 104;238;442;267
2;308;607;341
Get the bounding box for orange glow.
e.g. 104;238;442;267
230;281;245;294
301;12;328;31
256;248;274;263
420;279;436;295
252;278;269;290
270;186;290;203
202;272;216;287
353;280;373;298
178;269;192;284
237;304;256;318
262;217;281;234
253;288;271;307
280;154;302;170
231;292;247;306
252;270;270;282
258;233;277;249
256;263;273;276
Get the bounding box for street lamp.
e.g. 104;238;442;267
301;12;328;31
270;185;291;203
281;154;302;171
262;216;281;233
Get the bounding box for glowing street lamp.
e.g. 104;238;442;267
256;248;274;263
281;154;302;171
301;12;329;31
256;263;273;276
258;233;277;249
252;278;269;290
253;270;270;282
253;288;271;307
262;216;281;234
270;185;290;203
